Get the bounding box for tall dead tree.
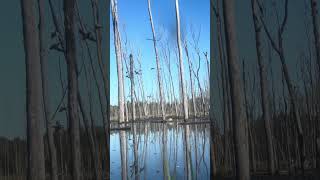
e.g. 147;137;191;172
64;0;82;179
222;0;250;179
212;0;232;171
111;0;125;123
20;0;46;179
130;54;136;121
38;0;58;179
147;0;166;120
250;0;276;174
175;0;189;120
90;1;110;175
259;0;305;173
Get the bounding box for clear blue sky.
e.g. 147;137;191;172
110;0;210;105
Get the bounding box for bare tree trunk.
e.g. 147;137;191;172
184;43;197;117
90;1;110;176
250;0;275;174
259;0;305;173
130;54;136;121
38;0;58;179
310;0;320;75
222;0;250;179
175;0;189;120
147;0;166;120
213;0;232;172
242;60;256;173
78;92;99;180
164;46;179;117
20;0;46;179
136;53;149;118
111;0;125;124
64;0;82;179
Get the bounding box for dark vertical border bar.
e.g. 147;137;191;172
106;0;110;179
209;0;215;179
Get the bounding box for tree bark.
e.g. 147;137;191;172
175;0;189;120
251;0;275;174
130;54;136;121
38;0;58;179
20;0;46;179
111;0;125;123
64;0;82;179
222;0;250;179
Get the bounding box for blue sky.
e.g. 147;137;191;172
110;0;210;105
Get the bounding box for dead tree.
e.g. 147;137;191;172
212;0;232;172
175;0;189;120
90;0;110;175
111;0;125;123
222;0;250;179
38;0;58;179
130;54;136;121
258;0;305;173
250;0;276;174
136;51;149;118
184;41;197;117
163;44;179;117
64;0;82;179
20;0;46;179
147;0;166;120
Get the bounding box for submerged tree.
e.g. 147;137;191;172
21;0;46;179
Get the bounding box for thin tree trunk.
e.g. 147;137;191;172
147;0;166;120
184;43;197;117
213;0;232;172
20;0;46;179
38;0;58;179
250;0;275;174
259;0;305;173
64;0;82;179
130;54;136;121
242;60;256;173
222;0;250;179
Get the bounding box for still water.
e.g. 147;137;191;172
110;121;211;180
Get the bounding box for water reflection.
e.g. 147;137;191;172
110;121;210;180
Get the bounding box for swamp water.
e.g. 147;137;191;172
110;121;211;180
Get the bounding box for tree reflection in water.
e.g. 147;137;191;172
110;121;210;180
